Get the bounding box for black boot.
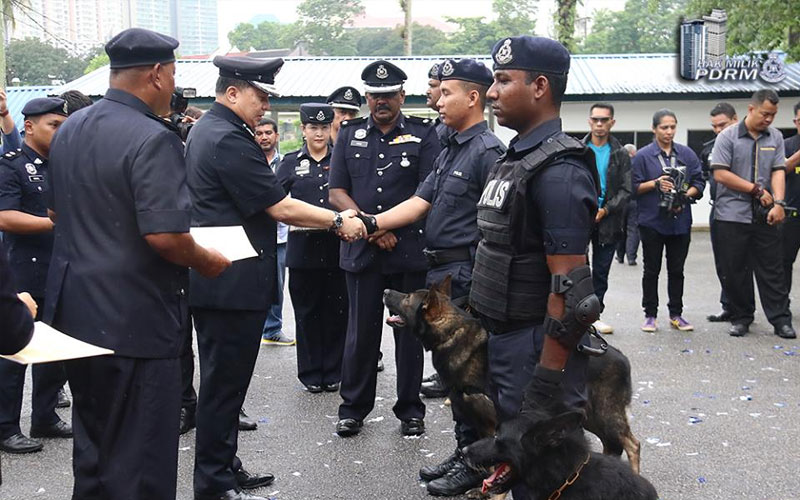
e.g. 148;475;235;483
420;374;449;399
426;459;485;496
419;450;459;481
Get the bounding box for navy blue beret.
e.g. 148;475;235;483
428;62;442;80
105;28;178;69
361;60;407;93
491;36;570;75
439;58;493;86
214;56;284;97
22;97;68;118
327;86;362;111
300;103;334;124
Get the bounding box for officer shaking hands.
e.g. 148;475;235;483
329;60;441;438
468;37;600;500
0;97;71;455
185;56;364;500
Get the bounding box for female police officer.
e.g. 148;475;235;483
277;103;347;394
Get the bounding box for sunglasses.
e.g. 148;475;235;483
589;116;612;123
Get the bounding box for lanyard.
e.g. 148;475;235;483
656;151;676;171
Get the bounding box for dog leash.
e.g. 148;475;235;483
546;453;591;500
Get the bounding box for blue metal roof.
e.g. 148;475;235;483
6;86;56;131
53;53;800;102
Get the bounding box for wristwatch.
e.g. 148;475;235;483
775;199;787;208
330;211;344;231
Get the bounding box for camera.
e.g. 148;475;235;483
169;86;197;141
658;165;693;217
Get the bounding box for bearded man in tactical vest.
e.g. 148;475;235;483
469;36;600;500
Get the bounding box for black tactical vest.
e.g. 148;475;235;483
469;133;596;325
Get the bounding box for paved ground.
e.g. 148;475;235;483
1;232;798;500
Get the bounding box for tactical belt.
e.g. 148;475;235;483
423;246;472;267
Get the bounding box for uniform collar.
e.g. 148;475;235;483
508;118;562;155
209;102;255;137
452;120;488;146
298;143;331;162
366;113;406;135
103;88;156;116
21;142;46;164
651;141;675;157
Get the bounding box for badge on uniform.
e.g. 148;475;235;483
354;129;367;140
295;158;311;175
350;140;368;148
28;175;44;183
25;163;37;175
389;134;421;145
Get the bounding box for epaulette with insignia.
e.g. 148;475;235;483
284;149;302;160
340;116;367;128
405;115;434;126
480;133;505;152
2;149;20;160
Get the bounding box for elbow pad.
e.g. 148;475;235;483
542;265;601;349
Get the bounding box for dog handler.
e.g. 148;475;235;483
468;36;600;500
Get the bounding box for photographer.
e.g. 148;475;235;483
632;109;703;332
167;86;197;141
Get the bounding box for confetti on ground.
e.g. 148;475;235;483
681;349;694;354
686;452;699;456
656;442;672;447
740;395;753;401
179;446;191;451
646;437;661;444
292;472;302;477
367;416;384;423
688;416;703;425
774;403;786;408
698;477;707;484
354;460;363;464
749;413;761;418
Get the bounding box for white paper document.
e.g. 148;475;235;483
190;226;258;262
1;322;114;365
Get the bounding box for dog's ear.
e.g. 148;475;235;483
423;286;441;313
438;275;452;298
524;411;584;450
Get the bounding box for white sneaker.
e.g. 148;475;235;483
593;320;614;334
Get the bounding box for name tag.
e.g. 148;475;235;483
350;140;368;148
760;147;775;151
295;165;310;176
28;175;44;183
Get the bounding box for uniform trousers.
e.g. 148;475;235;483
486;325;589;500
289;267;348;387
714;220;792;327
709;209;730;312
781;217;800;296
639;225;691;318
67;355;180;500
0;295;65;439
338;269;426;422
192;308;266;496
425;260;479;448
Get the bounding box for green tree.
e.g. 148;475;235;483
297;0;364;55
6;37;86;85
446;16;503;54
687;0;799;61
554;0;579;52
579;0;687;54
493;0;537;37
227;20;300;51
84;52;109;74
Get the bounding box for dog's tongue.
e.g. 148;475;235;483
482;463;511;494
386;314;404;326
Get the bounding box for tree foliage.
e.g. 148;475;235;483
6;37;87;85
579;0;687;54
228;20;300;51
686;0;799;61
297;0;364;55
554;0;579;52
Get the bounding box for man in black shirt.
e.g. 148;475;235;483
782;101;800;294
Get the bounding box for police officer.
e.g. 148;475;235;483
186;56;363;500
327;86;362;144
276;103;347;393
0;97;71;454
364;58;503;496
468;37;599;500
425;62;452;149
329;60;441;438
44;28;231;499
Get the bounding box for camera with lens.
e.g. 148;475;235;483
169;86;197;141
658;165;693;217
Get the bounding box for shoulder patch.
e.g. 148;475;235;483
479;132;505;152
284;149;302;159
341;116;367;127
405;115;434;126
3;150;19;159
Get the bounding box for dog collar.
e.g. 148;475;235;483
547;453;590;500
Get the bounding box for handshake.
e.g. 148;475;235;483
334;209;393;249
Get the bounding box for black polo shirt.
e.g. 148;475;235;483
44;88;192;358
185;102;287;311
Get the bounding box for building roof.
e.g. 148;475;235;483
53;53;800;108
6;86;56;131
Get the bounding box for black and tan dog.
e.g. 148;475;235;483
383;276;641;473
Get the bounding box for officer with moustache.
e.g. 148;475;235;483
329;60;441;438
468;37;599;500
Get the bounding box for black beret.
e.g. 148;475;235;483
361;60;407;93
105;28;178;69
300;103;334;124
22;97;68;118
327;86;362;111
213;56;284;97
439;58;493;86
428;62;442;80
491;36;570;75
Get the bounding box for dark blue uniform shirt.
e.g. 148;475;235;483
185;102;287;311
632;141;704;235
510;118;598;255
416;120;505;250
44;88;192;358
785;134;800;209
0;143;53;296
276;144;340;269
330;113;441;273
0;239;33;355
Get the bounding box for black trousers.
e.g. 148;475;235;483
486;325;589;500
639;225;691;318
709;211;730;311
781;217;800;295
338;269;426;422
67;355;180;500
289;267;348;387
0;295;66;439
180;318;197;412
715;221;792;327
192;308;266;496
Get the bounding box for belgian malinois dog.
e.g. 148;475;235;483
383;275;641;474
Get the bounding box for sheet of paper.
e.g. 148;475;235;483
190;226;258;262
1;322;114;365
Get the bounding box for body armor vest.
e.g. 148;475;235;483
469;133;596;325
